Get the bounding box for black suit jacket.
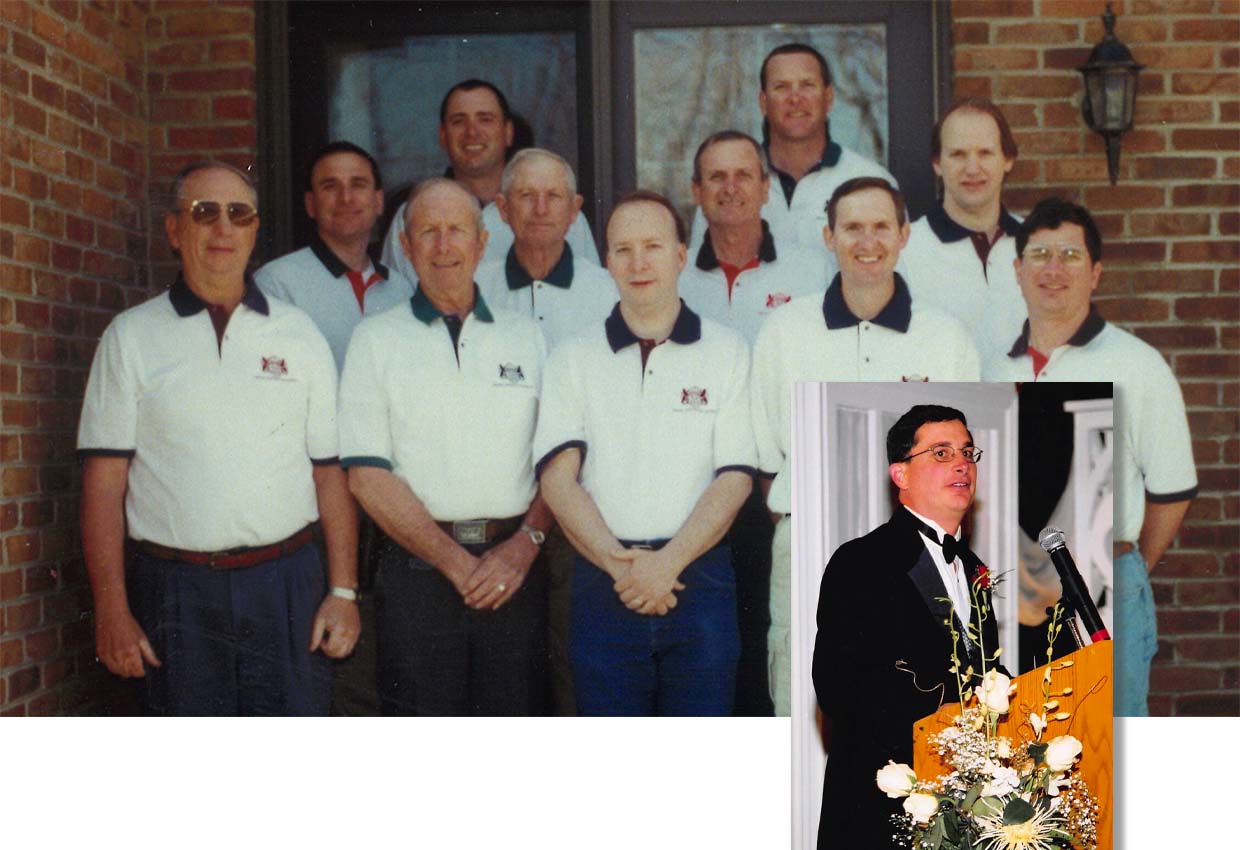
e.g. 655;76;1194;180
812;506;1003;850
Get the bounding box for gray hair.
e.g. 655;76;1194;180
500;148;577;195
691;130;770;184
404;177;485;233
169;161;257;211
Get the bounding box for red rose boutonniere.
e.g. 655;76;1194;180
974;564;991;590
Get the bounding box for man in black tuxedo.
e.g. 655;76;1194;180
813;404;1003;849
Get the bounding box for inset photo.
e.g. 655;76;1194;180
790;382;1114;850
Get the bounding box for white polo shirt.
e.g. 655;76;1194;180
533;304;756;541
688;141;895;270
983;308;1198;542
77;276;339;551
475;243;617;350
338;287;545;522
255;234;414;373
751;275;981;513
678;220;829;344
899;204;1027;366
381;198;600;288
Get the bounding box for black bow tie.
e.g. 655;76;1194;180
914;517;962;562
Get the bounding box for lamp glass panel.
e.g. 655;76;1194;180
1103;70;1132;128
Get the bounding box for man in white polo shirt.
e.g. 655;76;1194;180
256;141;413;372
476;148;616;349
380;79;599;283
751;176;980;716
984;197;1197;716
341;178;554;715
680;130;829;343
77;162;359;715
688;43;896;263
900;98;1028;365
536;191;756;716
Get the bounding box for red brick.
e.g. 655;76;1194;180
0;637;21;667
1173;73;1240;96
11;31;47;67
12;234;50;266
952;22;990;45
1175;694;1240;716
0;194;30;228
210;38;255;64
30;73;65;111
165;9;253;38
1134;99;1215;125
1149;665;1220;693
1173;18;1240;42
0;0;32;26
996;74;1080;99
957;48;1038;71
1100;240;1167;264
1222;212;1239;236
212;95;254;121
167;67;254;94
3;598;41;632
1133;157;1218;180
953;75;992;99
1158;552;1224;580
1135;325;1216;349
1172;241;1240;264
1097;297;1169;322
995;21;1079;43
1172;128;1240;152
1177;354;1240;377
1082;184;1164;210
950;0;1035;15
1;57;30;94
1011;130;1081;155
7;666;40;700
25;627;58;661
149;41;207;67
12;97;47;135
1130;212;1212;237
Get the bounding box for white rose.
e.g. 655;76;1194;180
1044;735;1083;772
875;761;917;799
976;670;1011;715
903;792;939;825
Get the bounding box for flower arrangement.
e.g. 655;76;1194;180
876;578;1100;850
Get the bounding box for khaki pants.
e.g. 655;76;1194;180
768;515;791;717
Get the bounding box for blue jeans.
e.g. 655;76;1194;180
1114;548;1156;716
128;542;332;716
570;546;740;716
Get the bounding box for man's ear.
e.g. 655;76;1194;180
889;461;908;491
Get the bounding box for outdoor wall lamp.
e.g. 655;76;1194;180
1077;4;1144;185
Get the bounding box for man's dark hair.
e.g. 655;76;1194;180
607;190;687;249
887;405;970;464
826;176;907;229
303;141;382;192
438;78;513;125
691;130;769;184
930;98;1019;163
759;43;832;90
1016;197;1103;263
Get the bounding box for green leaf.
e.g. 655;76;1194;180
925;816;945;850
1028;742;1048;764
962;785;981;811
1002;797;1036;825
942;808;962;842
972;796;1004;818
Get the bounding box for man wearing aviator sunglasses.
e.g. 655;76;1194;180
77;162;360;715
986;197;1197;716
813;404;1003;850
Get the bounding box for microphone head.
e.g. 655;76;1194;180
1038;526;1066;553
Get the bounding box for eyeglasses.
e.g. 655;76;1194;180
179;200;259;227
902;445;983;464
1021;245;1089;267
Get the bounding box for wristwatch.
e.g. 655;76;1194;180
520;523;546;547
330;586;360;602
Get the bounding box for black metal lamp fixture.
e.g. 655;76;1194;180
1077;4;1145;185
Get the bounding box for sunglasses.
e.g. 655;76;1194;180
180;199;259;227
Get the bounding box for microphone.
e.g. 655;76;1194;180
1038;526;1112;643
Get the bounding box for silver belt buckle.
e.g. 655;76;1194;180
453;519;488;544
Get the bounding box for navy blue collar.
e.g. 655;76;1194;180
1007;304;1107;357
309;232;390;280
925;204;1020;244
169;272;268;317
410;284;494;325
766;136;842;205
506;242;574;290
821;272;912;333
605;301;701;353
695;220;777;271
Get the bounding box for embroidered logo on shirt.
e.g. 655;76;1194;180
765;292;792;309
499;363;525;384
681;387;708;408
902;375;929;382
261;356;288;377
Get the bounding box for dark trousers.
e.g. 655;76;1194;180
127;543;332;716
569;546;740;716
375;542;549;716
728;486;775;716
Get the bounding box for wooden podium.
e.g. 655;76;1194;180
912;641;1113;850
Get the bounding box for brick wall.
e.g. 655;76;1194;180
0;0;256;715
951;0;1239;716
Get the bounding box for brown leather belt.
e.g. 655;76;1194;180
1114;541;1136;557
136;525;316;569
436;516;523;545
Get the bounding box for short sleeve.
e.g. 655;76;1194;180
254;262;290;304
1131;354;1198;500
533;340;587;477
337;318;393;469
711;334;757;475
77;316;138;456
750;318;788;477
301;320;339;462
